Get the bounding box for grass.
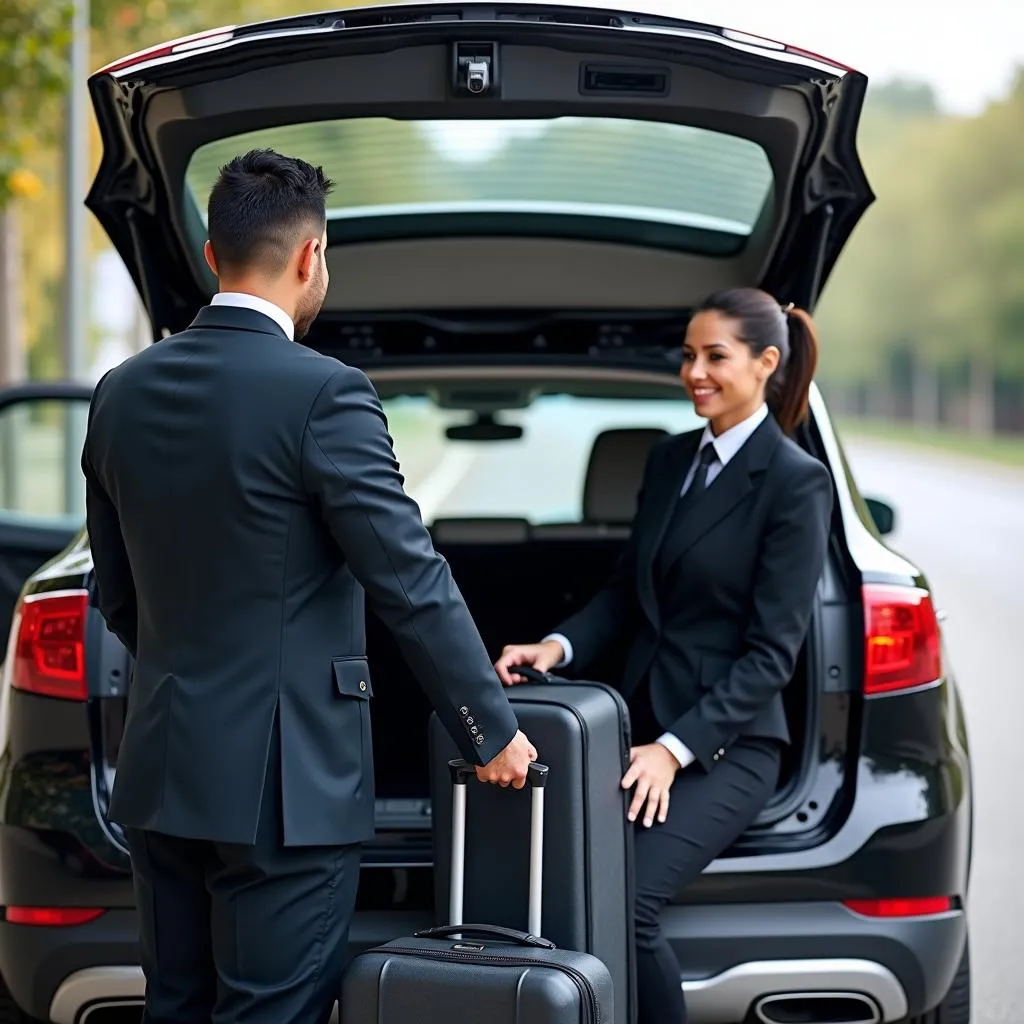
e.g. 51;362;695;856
837;417;1024;469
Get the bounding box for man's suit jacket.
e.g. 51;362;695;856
555;414;833;772
81;304;518;847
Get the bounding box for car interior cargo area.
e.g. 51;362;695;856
365;530;817;810
356;389;820;824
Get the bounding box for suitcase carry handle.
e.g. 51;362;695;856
507;664;555;684
413;923;555;950
447;759;549;938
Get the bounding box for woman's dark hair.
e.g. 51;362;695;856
695;287;820;435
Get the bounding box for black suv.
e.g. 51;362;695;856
0;5;971;1023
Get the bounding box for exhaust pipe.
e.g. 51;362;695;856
754;991;881;1024
79;999;145;1024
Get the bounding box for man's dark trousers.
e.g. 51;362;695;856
125;719;360;1024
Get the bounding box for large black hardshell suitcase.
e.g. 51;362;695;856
339;759;615;1023
429;668;637;1024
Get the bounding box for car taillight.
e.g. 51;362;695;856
862;584;942;695
844;897;952;918
4;906;105;926
10;591;90;701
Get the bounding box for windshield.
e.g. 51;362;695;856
185;116;774;240
383;394;703;523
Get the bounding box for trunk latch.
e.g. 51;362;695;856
452;41;499;96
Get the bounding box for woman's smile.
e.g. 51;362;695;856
689;385;721;408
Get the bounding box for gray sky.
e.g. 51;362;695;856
587;0;1024;114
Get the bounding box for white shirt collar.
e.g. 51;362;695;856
210;292;295;341
699;403;768;467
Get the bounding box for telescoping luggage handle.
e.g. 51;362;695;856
442;759;549;942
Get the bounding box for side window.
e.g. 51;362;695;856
0;397;91;528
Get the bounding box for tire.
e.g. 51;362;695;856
905;936;971;1024
0;976;45;1024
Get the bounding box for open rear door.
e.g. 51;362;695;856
0;383;94;657
85;2;874;339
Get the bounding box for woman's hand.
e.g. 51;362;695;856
621;743;680;827
494;640;565;686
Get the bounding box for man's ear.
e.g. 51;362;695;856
203;240;218;276
296;238;320;282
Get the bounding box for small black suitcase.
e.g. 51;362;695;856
339;759;614;1023
428;668;637;1024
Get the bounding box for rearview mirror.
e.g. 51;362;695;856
864;496;896;536
445;414;523;442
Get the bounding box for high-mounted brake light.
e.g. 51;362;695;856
98;25;236;75
10;591;90;701
721;27;856;72
782;43;856;73
862;584;942;695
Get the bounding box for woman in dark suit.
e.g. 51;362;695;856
495;287;834;1024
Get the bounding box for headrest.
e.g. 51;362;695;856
582;429;669;523
430;517;531;545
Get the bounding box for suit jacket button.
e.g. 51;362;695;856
475;735;485;745
466;716;474;725
359;681;367;691
460;706;469;716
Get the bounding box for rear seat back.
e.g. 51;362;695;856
430;517;530;544
531;427;668;539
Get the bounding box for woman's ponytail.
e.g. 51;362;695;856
768;305;819;435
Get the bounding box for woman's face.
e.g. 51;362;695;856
680;310;778;433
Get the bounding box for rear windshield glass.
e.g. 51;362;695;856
381;394;703;524
185;117;773;240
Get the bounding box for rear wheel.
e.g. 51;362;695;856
904;936;971;1024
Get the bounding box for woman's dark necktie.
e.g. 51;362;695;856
655;443;720;584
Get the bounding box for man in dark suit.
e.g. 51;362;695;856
81;148;536;1024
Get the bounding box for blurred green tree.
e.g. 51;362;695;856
817;71;1024;432
0;0;72;205
921;72;1024;431
816;80;947;405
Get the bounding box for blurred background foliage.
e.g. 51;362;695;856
814;73;1024;436
2;0;1022;437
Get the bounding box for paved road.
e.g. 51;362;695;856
842;437;1024;1024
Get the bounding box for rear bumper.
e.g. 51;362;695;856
0;911;140;1023
668;900;967;1023
2;902;965;1024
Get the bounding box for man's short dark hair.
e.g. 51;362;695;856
207;149;334;277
